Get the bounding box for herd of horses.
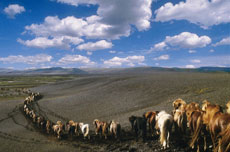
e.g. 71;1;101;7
22;92;230;152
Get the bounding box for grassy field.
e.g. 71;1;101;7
0;75;78;101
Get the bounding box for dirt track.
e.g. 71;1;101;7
1;72;230;151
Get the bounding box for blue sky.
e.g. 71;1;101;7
0;0;230;69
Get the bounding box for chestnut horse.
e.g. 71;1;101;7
173;98;186;110
93;119;109;139
217;123;230;152
226;101;230;114
173;109;187;134
202;104;224;149
188;110;207;152
143;111;158;136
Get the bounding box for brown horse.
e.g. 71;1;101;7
226;101;230;114
201;100;211;111
188;110;207;152
173;98;186;110
53;121;65;139
46;120;52;134
202;104;224;149
143;111;158;136
185;102;200;112
173;109;187;134
93;119;109;139
217;123;230;152
209;113;230;150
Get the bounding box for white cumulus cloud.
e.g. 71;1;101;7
20;0;152;49
58;54;95;65
104;55;145;67
77;40;113;51
155;0;230;29
150;32;211;52
0;54;52;64
153;54;170;61
4;4;25;18
213;37;230;47
18;36;83;49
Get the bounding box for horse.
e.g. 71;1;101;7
109;120;121;139
93;119;109;139
226;101;230;114
188;110;207;152
46;120;52;134
66;120;76;137
29;110;36;122
78;122;90;139
155;111;173;149
173;98;186;110
129;116;147;142
202;104;224;149
185;102;200;112
143;111;158;136
173;109;187;134
53;121;65;139
209;113;230;150
201;100;211;111
217;123;230;152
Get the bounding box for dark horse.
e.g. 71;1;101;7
129;115;147;142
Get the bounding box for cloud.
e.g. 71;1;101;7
153;54;169;61
103;55;145;67
150;32;211;52
18;36;83;49
109;50;116;54
56;0;97;6
77;40;113;51
154;0;230;29
188;50;196;53
58;54;95;65
185;65;195;68
150;42;168;51
209;49;215;53
0;54;52;64
4;4;25;18
21;0;152;49
190;59;201;63
213;37;230;47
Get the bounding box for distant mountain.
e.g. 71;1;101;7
0;67;88;75
197;67;230;72
0;66;229;75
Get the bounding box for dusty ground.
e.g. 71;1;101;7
1;71;230;151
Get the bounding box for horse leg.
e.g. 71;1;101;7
167;131;170;148
204;135;207;152
210;131;216;149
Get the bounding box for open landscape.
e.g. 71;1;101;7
1;69;230;152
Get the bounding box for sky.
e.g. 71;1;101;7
0;0;230;70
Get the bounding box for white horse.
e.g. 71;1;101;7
155;111;173;149
79;123;90;139
109;120;121;139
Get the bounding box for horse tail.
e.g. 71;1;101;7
189;115;202;148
